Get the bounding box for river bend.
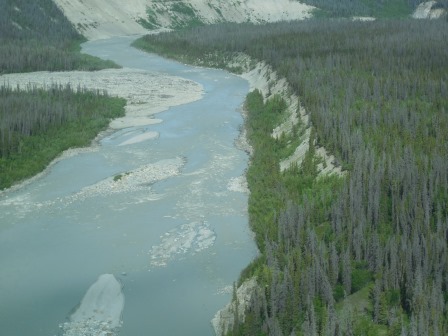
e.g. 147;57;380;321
0;36;257;336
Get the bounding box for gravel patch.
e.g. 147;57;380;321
65;157;184;204
61;274;124;336
148;220;216;267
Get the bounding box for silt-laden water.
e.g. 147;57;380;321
0;37;257;336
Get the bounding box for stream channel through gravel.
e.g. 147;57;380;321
0;36;257;336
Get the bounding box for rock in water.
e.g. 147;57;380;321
62;274;124;336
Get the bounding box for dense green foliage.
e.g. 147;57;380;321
0;85;125;190
137;18;448;335
0;0;124;190
300;0;418;18
0;0;117;73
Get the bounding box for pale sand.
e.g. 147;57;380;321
62;274;124;336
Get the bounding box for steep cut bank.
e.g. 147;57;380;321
53;0;315;39
412;1;447;18
211;53;343;335
134;30;344;335
134;19;448;335
237;55;343;176
134;36;343;335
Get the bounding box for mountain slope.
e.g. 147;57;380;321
53;0;315;40
0;0;118;73
53;0;448;41
53;0;149;40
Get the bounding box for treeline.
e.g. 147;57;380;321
301;0;418;17
0;0;124;190
136;19;448;335
0;0;117;73
301;0;447;18
0;85;125;190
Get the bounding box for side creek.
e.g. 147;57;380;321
0;36;257;336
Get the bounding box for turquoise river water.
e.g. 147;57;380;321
0;36;257;336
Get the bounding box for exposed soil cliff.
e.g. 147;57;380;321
412;1;447;19
54;0;315;40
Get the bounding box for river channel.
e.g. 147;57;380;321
0;36;257;335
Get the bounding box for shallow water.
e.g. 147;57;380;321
0;37;257;336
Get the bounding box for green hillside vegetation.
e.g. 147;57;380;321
0;85;125;190
301;0;418;18
0;0;124;190
135;19;448;335
0;0;117;73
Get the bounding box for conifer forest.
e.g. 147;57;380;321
1;0;447;335
0;0;124;189
136;18;448;335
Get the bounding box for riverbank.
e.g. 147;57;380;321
132;38;342;178
0;67;203;193
0;68;203;129
210;53;344;335
236;54;343;176
0;36;257;336
0;86;126;191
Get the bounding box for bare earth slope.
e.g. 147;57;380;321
412;1;447;19
53;0;149;40
53;0;315;40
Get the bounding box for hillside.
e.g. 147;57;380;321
135;18;448;335
0;0;117;73
3;0;447;334
53;0;448;41
53;0;315;39
0;0;124;190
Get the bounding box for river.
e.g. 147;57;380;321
0;36;257;336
